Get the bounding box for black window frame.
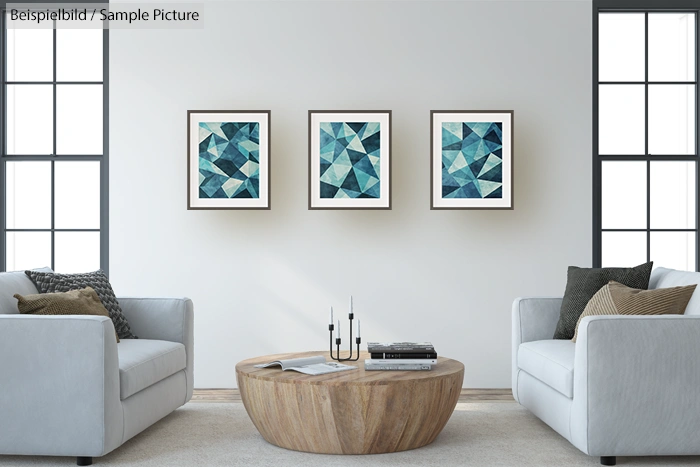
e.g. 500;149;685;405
0;0;109;275
593;0;700;270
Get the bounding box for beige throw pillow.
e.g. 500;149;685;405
15;287;120;343
572;280;696;342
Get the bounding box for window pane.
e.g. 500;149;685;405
649;13;696;82
6;27;53;81
651;232;696;271
650;161;695;229
56;85;103;155
7;85;53;155
6;232;51;272
54;232;100;273
55;162;100;229
602;161;647;229
5;161;52;229
602;232;647;267
599;85;645;155
57;29;103;82
599;13;645;82
649;85;695;155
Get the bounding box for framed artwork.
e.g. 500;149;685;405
308;110;391;210
431;110;513;210
187;110;270;210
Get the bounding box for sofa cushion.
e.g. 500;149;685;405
650;267;700;315
553;262;653;339
0;268;52;314
572;281;696;341
26;270;136;339
518;340;575;398
15;287;120;343
118;339;186;400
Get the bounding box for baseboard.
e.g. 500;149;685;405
191;388;514;403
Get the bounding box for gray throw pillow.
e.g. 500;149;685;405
553;262;653;340
25;270;136;340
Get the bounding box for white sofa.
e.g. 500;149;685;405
512;267;700;466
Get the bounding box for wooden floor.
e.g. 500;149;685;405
192;388;514;403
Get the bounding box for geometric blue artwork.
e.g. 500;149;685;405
309;110;391;210
441;122;502;199
319;122;381;199
198;122;260;199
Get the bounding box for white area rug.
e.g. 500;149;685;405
1;403;699;466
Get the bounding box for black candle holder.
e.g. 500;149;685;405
329;312;361;362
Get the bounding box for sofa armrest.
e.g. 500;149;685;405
571;315;700;456
0;315;122;457
118;297;194;402
512;297;562;345
511;297;562;402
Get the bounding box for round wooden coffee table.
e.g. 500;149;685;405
236;351;464;454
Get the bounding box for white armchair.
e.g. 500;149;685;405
0;271;194;466
512;267;700;465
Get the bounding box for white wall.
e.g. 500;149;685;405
110;0;592;388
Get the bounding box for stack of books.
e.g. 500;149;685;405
365;342;437;371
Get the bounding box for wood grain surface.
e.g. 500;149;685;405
235;351;464;454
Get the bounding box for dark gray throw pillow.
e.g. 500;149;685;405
553;262;653;340
25;270;136;340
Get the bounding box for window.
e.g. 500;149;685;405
0;15;108;273
593;1;699;271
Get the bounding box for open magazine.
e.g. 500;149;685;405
253;356;356;376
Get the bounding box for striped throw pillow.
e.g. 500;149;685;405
572;280;697;342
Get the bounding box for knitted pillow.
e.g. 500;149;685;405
571;280;696;342
25;270;136;340
15;287;120;343
553;262;653;340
